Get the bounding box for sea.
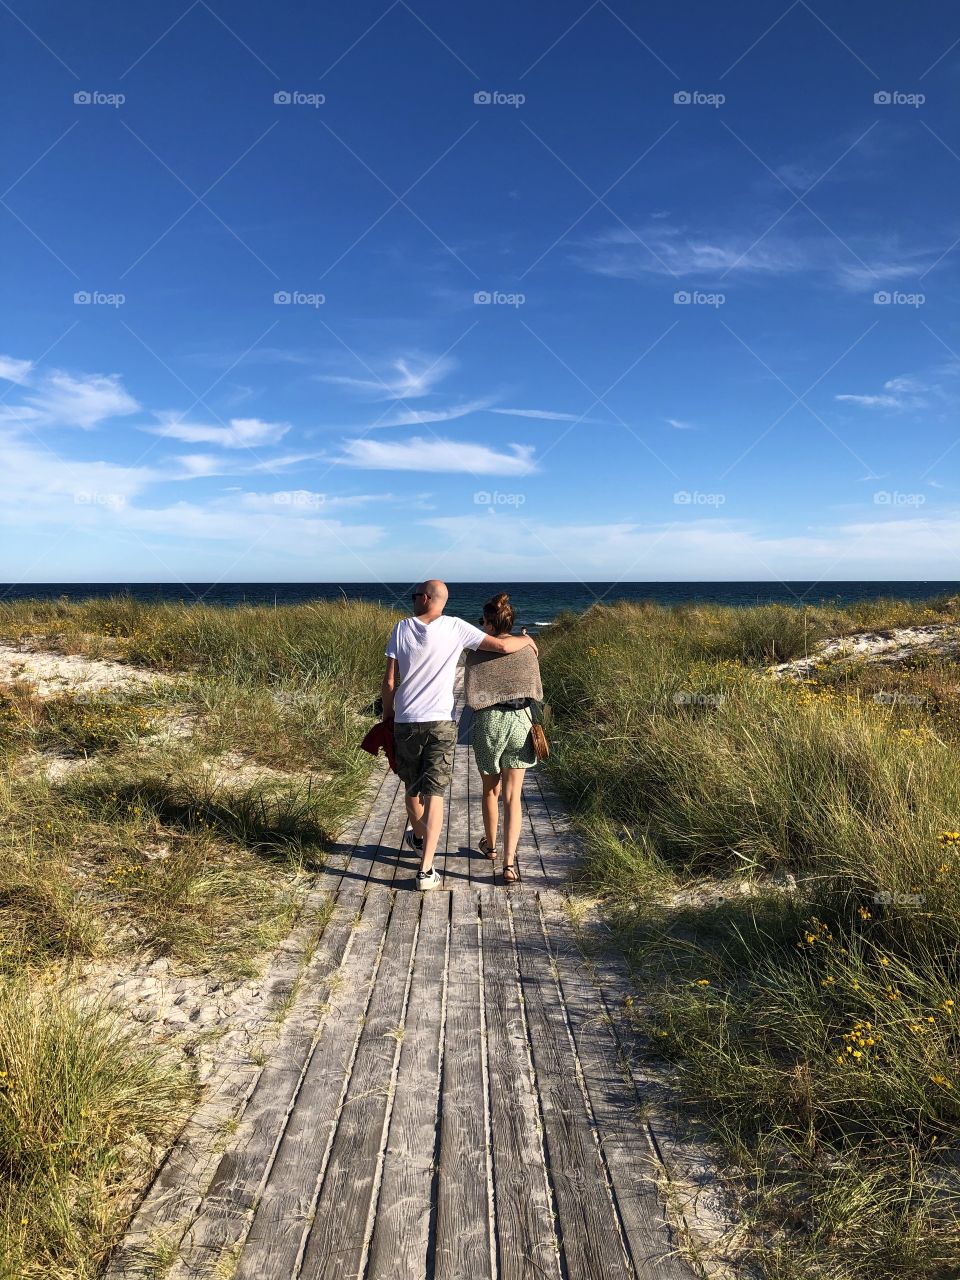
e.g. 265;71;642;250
3;581;958;631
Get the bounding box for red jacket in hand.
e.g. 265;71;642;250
360;718;397;773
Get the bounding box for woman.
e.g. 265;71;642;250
463;592;543;883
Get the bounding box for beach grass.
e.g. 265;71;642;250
0;596;396;1279
539;598;960;1279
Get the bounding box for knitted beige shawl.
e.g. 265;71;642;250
463;645;543;711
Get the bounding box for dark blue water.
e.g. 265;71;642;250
2;582;957;629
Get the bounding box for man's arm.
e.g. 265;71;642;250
381;656;398;719
478;633;538;656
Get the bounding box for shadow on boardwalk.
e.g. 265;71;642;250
104;700;705;1280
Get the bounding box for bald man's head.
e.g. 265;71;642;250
411;579;448;617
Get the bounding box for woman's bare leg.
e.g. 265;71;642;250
501;768;526;868
481;773;501;850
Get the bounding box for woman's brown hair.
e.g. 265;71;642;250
482;591;514;635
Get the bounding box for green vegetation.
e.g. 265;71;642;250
539;598;960;1280
0;596;395;1279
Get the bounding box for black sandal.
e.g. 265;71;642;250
502;863;519;884
479;836;497;861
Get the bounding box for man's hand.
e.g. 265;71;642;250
381;656;398;720
478;632;538;657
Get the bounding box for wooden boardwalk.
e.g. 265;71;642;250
106;697;699;1280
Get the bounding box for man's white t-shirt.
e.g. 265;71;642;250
386;615;487;723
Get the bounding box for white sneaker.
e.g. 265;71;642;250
416;867;441;891
404;829;423;853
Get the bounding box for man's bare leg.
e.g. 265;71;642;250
405;794;426;839
418;794;444;873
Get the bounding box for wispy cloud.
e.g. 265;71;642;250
148;413;291;448
373;398;494;428
339;436;537;475
13;370;141;429
836;376;930;411
666;417;695;430
576;221;935;291
491;408;611;425
0;354;33;384
317;354;456;401
237;490;403;511
173;450;324;478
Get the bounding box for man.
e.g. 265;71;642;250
381;579;538;889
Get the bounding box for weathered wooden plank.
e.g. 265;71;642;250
346;772;403;883
366;891;450;1280
538;897;699;1280
234;889;395;1279
297;889;421;1279
510;892;635;1280
533;774;582;863
101;885;356;1279
332;773;395;885
323;766;390;875
523;777;576;887
435;890;494;1279
443;733;472;887
480;888;561;1280
367;772;409;887
172;886;366;1267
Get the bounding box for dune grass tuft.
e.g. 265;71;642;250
540;599;960;1278
0;596;397;1277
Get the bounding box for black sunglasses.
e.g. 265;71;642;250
411;590;429;600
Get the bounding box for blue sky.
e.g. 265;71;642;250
2;0;960;586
